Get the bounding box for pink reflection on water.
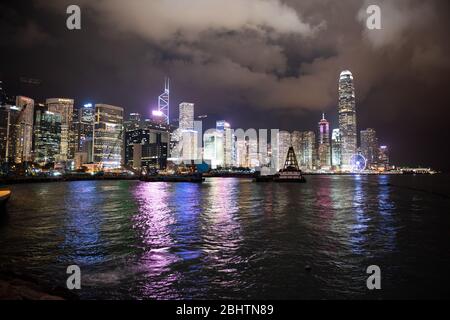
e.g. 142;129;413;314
132;182;181;299
203;179;243;273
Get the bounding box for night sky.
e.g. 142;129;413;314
1;0;449;171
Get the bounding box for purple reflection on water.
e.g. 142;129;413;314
132;182;181;299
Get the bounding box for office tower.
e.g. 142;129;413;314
318;113;331;168
93;104;124;169
125;127;169;170
217;121;233;168
72;104;95;163
331;129;342;168
291;131;303;168
178;102;198;162
158;78;170;125
248;133;259;168
234;136;247;168
179;103;194;130
277;131;291;172
378;145;390;169
360;128;379;169
124;113;142;132
0;105;17;162
180;130;198;162
338;70;357;171
301;131;315;170
0;106;18;162
46;98;74;161
203;129;224;169
12;96;34;163
33;104;62;165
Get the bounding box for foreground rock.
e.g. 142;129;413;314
0;272;78;300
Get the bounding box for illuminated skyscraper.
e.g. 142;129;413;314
124;113;142;132
318;113;331;168
46;98;74;160
338;70;357;170
158;78;170;125
203;129;224;169
33;104;62;165
301;131;315;171
93;104;124;169
331;128;342;167
378;145;390;169
277;131;291;172
177;102;199;162
360;128;379;169
291;131;303;168
179;103;194;131
72;104;95;162
125;127;169;170
217;121;233;168
13;96;34;163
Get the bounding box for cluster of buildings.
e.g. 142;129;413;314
0;70;391;175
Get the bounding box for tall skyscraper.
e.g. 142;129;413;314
338;70;357;171
277;131;291;172
33;104;62;165
203;129;224;169
291;131;303;168
318;113;331;168
158;78;170;125
217;121;233;168
179;103;194;131
360;128;379;169
0;105;21;162
46;98;74;161
124;113;142;132
13;96;34;163
93;104;124;169
178;102;198;162
331;128;342;168
378;145;390;169
72;104;95;163
301;131;315;171
125;126;169;170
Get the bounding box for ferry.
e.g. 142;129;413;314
0;190;11;211
273;147;306;183
255;147;306;183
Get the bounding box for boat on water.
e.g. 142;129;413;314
255;146;306;183
0;190;11;211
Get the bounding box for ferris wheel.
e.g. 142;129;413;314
350;154;367;172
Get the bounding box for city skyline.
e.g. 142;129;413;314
0;72;424;172
1;1;449;171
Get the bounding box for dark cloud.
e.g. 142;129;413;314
1;0;449;170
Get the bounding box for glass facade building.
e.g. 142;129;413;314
360;128;379;169
46;98;74;160
33;104;62;165
338;70;357;171
93;104;124;169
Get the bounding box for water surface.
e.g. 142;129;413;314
1;175;449;299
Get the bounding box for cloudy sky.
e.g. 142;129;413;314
1;0;449;170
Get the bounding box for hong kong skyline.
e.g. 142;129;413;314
1;1;450;171
1;0;450;305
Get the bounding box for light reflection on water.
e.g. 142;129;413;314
1;176;450;299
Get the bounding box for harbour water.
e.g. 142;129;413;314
0;175;449;299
